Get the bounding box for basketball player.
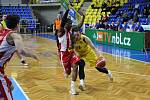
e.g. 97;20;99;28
0;15;38;100
56;8;87;94
73;29;113;82
55;10;86;91
0;14;28;66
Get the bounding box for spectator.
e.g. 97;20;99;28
103;15;109;22
0;14;7;30
95;20;105;29
54;14;61;34
135;22;144;32
104;22;110;30
143;7;149;18
98;20;105;29
130;21;136;32
54;14;61;50
116;21;123;31
122;21;130;32
95;20;100;29
110;22;116;30
133;10;139;22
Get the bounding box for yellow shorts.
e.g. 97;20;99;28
80;50;97;67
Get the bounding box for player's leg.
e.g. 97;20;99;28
96;57;113;82
70;63;78;95
60;52;71;78
0;75;13;100
78;59;86;91
87;50;113;82
70;51;80;95
16;51;28;66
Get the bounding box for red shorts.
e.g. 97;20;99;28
60;50;80;75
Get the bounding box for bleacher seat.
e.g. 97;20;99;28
1;6;36;29
108;0;150;25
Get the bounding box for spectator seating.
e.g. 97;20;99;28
0;6;36;29
84;0;127;25
70;0;84;11
108;0;150;25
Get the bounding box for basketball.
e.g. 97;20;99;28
96;57;106;68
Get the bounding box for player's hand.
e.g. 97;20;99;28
10;84;14;91
64;72;69;79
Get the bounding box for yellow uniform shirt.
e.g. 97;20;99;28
75;35;97;67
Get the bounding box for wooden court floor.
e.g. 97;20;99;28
5;35;150;100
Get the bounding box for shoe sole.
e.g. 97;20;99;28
109;78;113;82
69;91;79;95
79;86;86;91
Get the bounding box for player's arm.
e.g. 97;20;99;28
57;9;69;38
10;32;38;60
84;35;101;57
72;14;85;31
61;9;69;28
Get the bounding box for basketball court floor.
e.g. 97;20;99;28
5;34;150;100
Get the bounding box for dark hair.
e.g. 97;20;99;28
5;15;20;29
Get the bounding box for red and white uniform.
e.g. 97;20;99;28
0;28;16;100
58;31;80;75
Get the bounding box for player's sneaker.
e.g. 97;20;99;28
79;79;86;91
79;84;86;91
20;60;28;66
108;70;113;82
70;81;78;95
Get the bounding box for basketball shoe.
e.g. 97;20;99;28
20;60;28;66
79;79;86;91
70;81;78;95
108;70;113;82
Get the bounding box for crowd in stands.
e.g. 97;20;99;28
85;0;150;32
94;20;144;32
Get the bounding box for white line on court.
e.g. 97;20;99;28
102;52;150;64
9;65;29;68
36;65;150;78
86;68;150;78
11;77;30;100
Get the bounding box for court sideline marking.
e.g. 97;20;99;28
11;77;30;100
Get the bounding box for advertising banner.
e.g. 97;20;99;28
85;29;144;51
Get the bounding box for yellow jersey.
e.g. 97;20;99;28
75;35;97;67
75;35;92;57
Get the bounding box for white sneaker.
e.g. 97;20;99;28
70;81;78;95
20;60;28;66
108;70;113;82
79;79;86;91
79;84;86;91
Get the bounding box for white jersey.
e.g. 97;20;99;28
58;33;67;51
58;31;71;52
0;29;16;68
